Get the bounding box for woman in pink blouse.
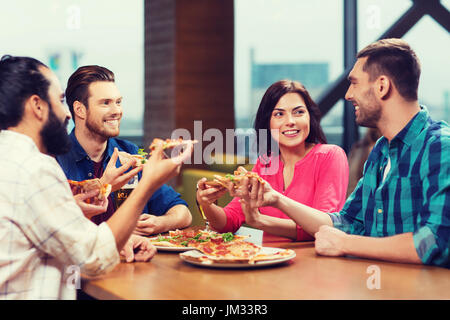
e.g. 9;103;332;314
196;80;349;241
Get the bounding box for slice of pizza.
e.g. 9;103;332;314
203;179;226;189
68;178;112;205
118;151;146;167
149;138;198;152
248;249;295;264
210;166;265;189
190;240;262;264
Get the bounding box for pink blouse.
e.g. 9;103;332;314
220;144;349;241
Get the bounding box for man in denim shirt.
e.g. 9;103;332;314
57;65;192;235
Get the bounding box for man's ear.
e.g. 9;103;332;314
377;75;392;100
73;100;87;120
27;94;47;121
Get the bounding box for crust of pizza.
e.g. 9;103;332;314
118;151;145;167
210;166;265;189
149;138;198;152
203;180;226;189
248;249;295;264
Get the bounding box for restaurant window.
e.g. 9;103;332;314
356;0;413;138
357;0;412;50
404;15;450;123
358;0;450;124
234;0;344;147
0;0;144;144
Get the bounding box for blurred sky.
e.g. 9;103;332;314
235;0;450;123
1;0;449;129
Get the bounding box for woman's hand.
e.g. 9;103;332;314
196;178;228;207
229;176;279;209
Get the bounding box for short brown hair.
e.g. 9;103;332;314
65;65;115;119
357;38;421;101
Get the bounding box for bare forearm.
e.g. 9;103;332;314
157;205;192;231
200;203;228;231
254;215;298;240
276;194;333;235
343;232;421;264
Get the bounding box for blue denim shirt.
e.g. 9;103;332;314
56;130;188;217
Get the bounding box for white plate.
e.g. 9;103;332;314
179;247;296;269
148;237;195;252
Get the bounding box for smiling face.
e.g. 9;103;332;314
345;57;382;128
269;92;310;150
84;81;123;139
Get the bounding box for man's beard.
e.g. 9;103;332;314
85;111;120;140
355;88;382;128
40;106;71;156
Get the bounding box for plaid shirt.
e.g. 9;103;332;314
0;131;120;299
329;106;450;267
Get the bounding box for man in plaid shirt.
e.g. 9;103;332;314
0;55;193;299
234;39;449;267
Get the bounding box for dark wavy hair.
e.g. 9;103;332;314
0;55;50;130
357;38;421;101
254;80;327;158
65;65;115;120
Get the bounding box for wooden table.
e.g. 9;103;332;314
81;229;450;300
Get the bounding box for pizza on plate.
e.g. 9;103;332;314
180;244;295;265
149;229;247;248
191;240;263;264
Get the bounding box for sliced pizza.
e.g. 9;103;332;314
248;249;296;264
68;178;112;205
203;179;226;189
209;166;265;189
193;240;262;263
149;229;247;249
180;244;295;265
149;138;198;152
118;151;146;167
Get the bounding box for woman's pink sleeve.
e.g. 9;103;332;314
218;197;246;233
312;146;349;213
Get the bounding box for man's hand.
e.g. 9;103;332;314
133;214;163;236
73;189;108;219
229;176;279;209
239;199;264;229
101;147;143;192
314;225;349;257
120;234;157;263
140;140;193;190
